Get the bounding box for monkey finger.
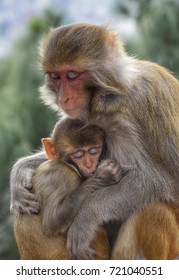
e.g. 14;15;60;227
11;199;39;215
16;185;36;200
83;247;95;260
19;205;39;215
26;201;40;213
67;226;93;260
20;177;33;189
68;242;79;260
108;161;119;169
70;244;94;260
23;182;33;190
98;159;111;168
21;169;35;190
67;228;79;258
20;199;40;214
25;192;38;202
77;250;95;260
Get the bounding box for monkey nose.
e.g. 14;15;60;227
85;162;93;169
61;97;70;104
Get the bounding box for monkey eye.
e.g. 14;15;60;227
66;71;80;80
71;150;84;158
88;147;101;155
49;72;61;80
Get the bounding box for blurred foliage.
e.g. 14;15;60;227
116;0;179;76
0;9;62;259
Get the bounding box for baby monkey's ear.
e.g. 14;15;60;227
41;138;58;160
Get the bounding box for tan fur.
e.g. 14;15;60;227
51;119;105;160
14;161;110;259
112;203;179;260
14;214;68;260
14;214;110;260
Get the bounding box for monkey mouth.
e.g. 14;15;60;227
60;103;89;119
81;170;95;178
85;171;95;177
61;106;81;118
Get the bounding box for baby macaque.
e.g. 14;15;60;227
14;118;122;259
42;118;106;178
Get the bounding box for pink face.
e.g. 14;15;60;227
69;146;103;177
46;65;90;118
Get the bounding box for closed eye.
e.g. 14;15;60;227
88;147;102;155
71;150;84;158
48;72;61;80
66;71;80;80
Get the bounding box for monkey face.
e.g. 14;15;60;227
69;146;103;177
43;66;91;119
39;24;110;119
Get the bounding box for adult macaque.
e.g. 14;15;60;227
11;23;179;259
15;119;123;259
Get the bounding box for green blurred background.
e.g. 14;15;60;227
0;0;179;259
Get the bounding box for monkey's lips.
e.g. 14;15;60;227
88;172;95;177
83;171;95;178
61;106;81;118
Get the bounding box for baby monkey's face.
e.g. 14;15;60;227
69;146;103;177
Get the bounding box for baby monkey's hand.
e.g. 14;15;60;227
95;159;122;186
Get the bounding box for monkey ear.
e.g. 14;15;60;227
41;138;58;160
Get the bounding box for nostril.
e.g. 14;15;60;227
60;97;69;105
64;97;70;104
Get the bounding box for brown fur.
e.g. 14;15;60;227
52;119;105;160
112;203;179;260
14;161;110;260
14;215;110;260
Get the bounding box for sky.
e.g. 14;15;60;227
0;0;136;57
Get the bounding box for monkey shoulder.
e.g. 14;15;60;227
138;60;179;93
129;60;179;121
